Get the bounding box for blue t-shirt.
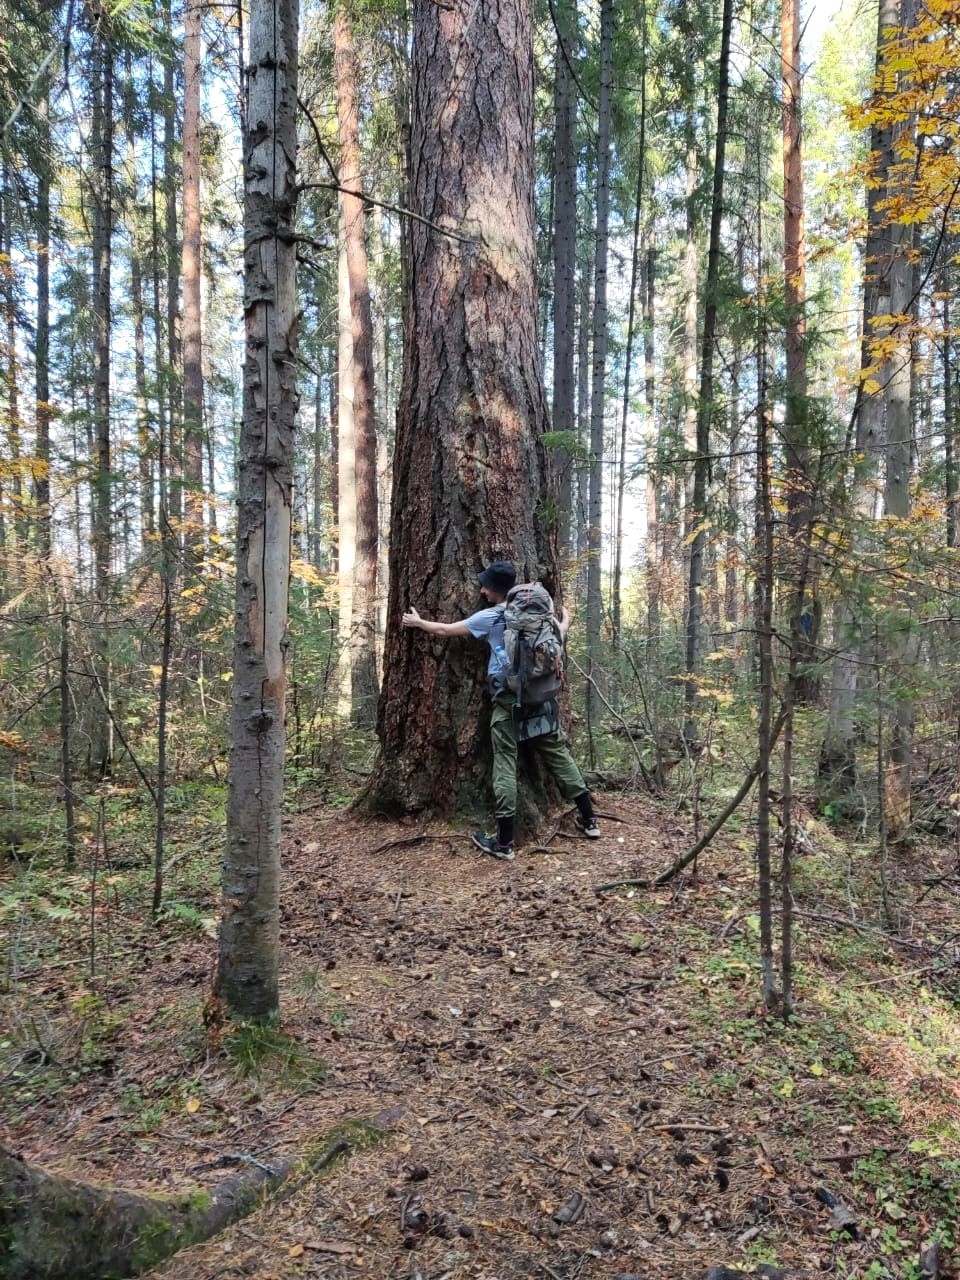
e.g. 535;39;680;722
465;605;507;678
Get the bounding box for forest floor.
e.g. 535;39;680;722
3;785;960;1280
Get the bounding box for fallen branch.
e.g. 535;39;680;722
595;707;787;893
0;1108;401;1279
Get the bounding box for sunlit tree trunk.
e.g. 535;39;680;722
818;0;899;811
612;27;646;653
1;165;23;569
182;0;205;555
586;0;614;730
335;194;355;714
642;241;659;649
90;21;115;776
575;240;592;566
883;1;918;843
35;100;52;559
334;7;379;728
684;0;733;744
163;5;182;536
368;0;555;817
217;0;299;1020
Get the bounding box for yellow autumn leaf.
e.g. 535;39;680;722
186;1097;201;1114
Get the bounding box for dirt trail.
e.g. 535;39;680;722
8;795;909;1278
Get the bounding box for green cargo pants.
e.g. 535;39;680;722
490;692;588;820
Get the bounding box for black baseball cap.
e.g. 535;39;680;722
478;560;516;595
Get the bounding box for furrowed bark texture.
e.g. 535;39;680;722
217;0;299;1020
370;0;554;818
551;0;577;560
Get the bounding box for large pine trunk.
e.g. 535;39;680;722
368;0;555;819
216;0;299;1020
551;0;577;561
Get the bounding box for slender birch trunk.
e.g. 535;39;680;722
217;0;300;1019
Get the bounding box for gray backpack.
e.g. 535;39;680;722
502;583;565;709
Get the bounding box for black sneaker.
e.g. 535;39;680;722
575;813;601;838
471;830;516;860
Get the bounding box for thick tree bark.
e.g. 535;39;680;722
333;8;380;729
551;0;577;561
367;0;555;818
217;0;299;1020
182;0;205;555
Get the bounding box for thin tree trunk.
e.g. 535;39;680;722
755;277;778;1012
164;9;182;535
612;39;646;651
59;604;77;866
2;167;23;572
883;1;918;844
944;296;956;549
684;0;733;744
90;22;114;777
586;0;614;730
123;58;154;555
817;0;899;806
782;0;818;705
333;8;379;728
335;192;355;716
575;240;592;566
217;0;300;1020
642;241;659;651
312;369;327;569
35;100;52;558
182;0;205;555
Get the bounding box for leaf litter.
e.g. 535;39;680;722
3;791;960;1278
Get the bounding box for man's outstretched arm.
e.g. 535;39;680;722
402;607;472;638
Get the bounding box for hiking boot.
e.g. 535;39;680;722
575;813;601;838
471;830;516;861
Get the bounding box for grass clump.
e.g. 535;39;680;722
223;1020;327;1085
